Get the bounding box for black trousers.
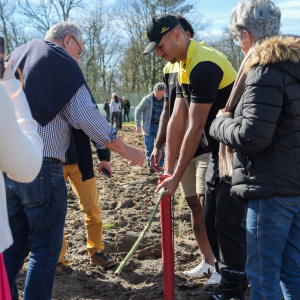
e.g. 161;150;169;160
118;111;123;129
205;160;248;300
105;110;110;122
124;109;130;122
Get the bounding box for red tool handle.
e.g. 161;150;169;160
158;175;174;300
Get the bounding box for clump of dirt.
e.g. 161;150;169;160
16;125;251;299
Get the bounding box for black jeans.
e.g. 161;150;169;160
124;109;129;122
119;111;123;129
205;160;248;300
105;110;110;122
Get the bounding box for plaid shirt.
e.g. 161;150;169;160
151;95;164;123
39;85;118;162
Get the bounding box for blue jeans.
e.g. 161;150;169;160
144;123;165;166
247;196;300;300
3;161;67;300
111;111;120;128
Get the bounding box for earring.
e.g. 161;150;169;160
177;41;180;46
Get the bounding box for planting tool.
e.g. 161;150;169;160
158;175;174;300
114;186;167;276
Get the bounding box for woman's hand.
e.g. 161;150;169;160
216;109;232;118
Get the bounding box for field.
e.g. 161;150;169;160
17;125;251;300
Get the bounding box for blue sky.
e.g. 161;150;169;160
196;0;300;35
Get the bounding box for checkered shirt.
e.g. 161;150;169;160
39;85;118;162
151;95;164;123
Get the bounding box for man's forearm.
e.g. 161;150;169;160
155;102;169;150
174;126;204;181
106;137;129;157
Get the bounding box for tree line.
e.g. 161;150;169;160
0;0;243;103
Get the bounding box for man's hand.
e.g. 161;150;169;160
150;147;163;172
106;137;144;167
216;109;232;118
98;160;112;177
136;126;141;133
155;175;179;197
122;144;144;166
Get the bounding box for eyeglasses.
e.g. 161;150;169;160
71;36;85;58
231;34;241;47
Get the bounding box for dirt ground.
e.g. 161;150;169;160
17;125;251;300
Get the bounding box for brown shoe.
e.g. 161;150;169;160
91;251;117;268
55;263;66;274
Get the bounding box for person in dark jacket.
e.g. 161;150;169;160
118;95;125;130
123;96;130;122
56;130;117;272
104;98;110;122
210;1;300;299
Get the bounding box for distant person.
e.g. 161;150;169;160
118;95;125;130
103;98;110;122
135;82;165;173
111;94;121;129
123;96;130;122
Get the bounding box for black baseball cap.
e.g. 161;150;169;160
143;14;180;55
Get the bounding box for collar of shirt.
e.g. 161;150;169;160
179;39;197;75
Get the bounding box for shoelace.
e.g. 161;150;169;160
96;251;109;261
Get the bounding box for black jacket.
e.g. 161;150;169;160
124;100;130;110
210;36;300;202
64;128;111;166
104;102;109;112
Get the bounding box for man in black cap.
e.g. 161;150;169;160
145;13;248;300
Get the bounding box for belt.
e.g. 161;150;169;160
43;157;61;163
151;121;159;124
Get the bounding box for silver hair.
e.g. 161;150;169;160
153;82;164;92
122;96;126;99
44;21;82;42
230;0;281;41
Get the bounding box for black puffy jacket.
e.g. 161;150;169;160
210;36;300;202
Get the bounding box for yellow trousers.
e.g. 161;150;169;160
57;163;104;266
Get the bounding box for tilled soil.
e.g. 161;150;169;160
17;125;251;299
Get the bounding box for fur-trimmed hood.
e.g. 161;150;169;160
244;35;300;80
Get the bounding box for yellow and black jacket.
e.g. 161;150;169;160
176;39;237;155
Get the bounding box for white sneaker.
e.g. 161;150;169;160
204;269;222;286
183;261;214;278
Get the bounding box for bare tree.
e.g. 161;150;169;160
17;0;85;35
52;0;85;21
80;0;123;96
207;28;244;71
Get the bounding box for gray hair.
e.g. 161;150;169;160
230;0;281;41
44;21;82;42
153;82;164;92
